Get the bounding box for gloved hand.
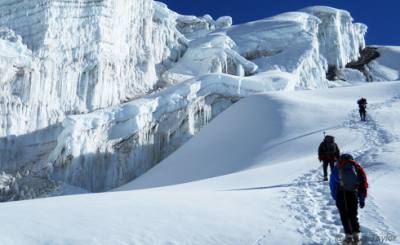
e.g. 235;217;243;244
359;199;365;209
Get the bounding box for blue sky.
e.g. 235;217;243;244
158;0;399;45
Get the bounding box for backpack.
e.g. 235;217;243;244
324;135;334;143
358;98;367;108
339;162;360;191
323;136;337;155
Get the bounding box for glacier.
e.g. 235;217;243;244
0;1;397;198
0;0;185;137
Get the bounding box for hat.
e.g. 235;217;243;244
339;153;354;161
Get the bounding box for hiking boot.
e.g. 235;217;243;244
342;234;353;245
353;232;361;244
323;176;328;181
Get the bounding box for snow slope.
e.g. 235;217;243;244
1;81;399;244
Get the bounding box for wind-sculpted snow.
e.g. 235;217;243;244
1;2;392;197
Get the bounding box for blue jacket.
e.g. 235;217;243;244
329;167;340;201
329;163;367;203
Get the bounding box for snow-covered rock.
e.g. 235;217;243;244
336;68;367;82
0;169;58;202
369;46;400;81
0;172;18;202
333;46;400;82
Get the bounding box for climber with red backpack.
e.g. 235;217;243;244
330;154;368;245
318;134;340;181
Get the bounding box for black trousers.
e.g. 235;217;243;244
336;190;360;234
322;161;335;178
359;109;366;121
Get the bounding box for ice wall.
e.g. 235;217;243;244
301;6;367;69
0;27;36;136
48;73;290;192
0;0;185;137
0;3;372;196
226;12;328;89
0;0;236;197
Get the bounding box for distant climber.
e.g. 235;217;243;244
357;98;367;121
330;154;368;245
318;135;340;181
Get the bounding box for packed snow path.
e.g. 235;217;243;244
274;98;400;245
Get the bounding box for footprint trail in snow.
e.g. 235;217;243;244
261;98;400;245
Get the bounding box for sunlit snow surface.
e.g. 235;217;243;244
1;82;400;244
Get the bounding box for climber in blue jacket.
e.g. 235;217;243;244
330;154;368;244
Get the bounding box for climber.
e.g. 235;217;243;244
330;154;368;245
357;97;367;121
318;134;340;181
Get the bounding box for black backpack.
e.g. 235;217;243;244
324;135;334;143
339;162;360;191
358;98;367;108
323;136;337;155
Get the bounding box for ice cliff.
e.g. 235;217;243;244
2;1;394;198
0;0;185;137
